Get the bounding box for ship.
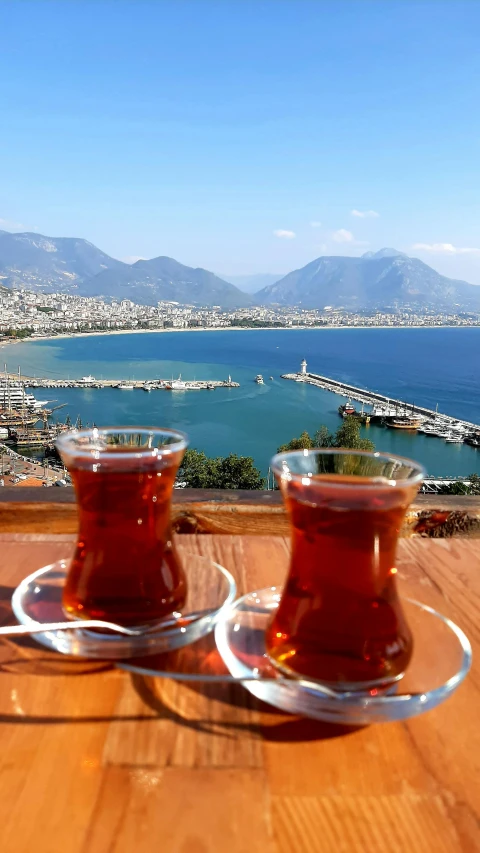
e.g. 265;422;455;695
255;375;264;384
0;409;41;428
386;416;423;431
171;375;187;391
0;379;46;411
338;399;356;417
118;383;134;390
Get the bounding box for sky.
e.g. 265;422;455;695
0;0;479;281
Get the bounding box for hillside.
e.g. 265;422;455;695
0;229;124;292
0;230;250;307
82;256;252;307
255;249;480;311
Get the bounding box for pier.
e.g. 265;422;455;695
282;360;480;440
9;376;239;391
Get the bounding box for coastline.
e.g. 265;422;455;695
1;323;479;349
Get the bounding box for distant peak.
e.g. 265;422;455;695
362;248;407;259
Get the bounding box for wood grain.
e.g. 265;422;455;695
0;533;478;852
0;489;479;536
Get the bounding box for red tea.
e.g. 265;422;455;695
63;447;186;626
266;474;418;688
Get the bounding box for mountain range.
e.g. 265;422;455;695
1;229;479;311
0;230;251;308
257;248;480;311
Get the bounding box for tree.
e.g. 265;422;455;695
179;449;215;488
278;418;374;455
180;449;264;490
333;416;375;451
314;425;334;447
215;453;265;490
438;473;480;496
277;431;314;452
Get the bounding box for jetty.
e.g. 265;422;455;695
282;359;480;441
16;375;239;391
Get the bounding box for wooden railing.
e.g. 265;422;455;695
1;487;480;537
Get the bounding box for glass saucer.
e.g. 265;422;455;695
10;554;236;660
214;587;472;725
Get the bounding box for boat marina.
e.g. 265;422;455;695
282;360;480;447
5;371;240;392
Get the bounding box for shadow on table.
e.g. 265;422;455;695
0;585;361;741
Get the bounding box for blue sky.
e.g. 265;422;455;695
0;1;479;281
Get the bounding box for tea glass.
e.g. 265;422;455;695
266;449;425;692
56;426;188;628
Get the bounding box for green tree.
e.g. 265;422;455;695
277;431;314;453
333;416;375;451
178;449;216;488
438;473;480;496
215;453;264;489
279;418;374;455
313;425;334;447
180;449;264;490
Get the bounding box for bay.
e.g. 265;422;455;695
3;327;480;477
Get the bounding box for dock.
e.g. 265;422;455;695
15;377;239;391
282;362;480;439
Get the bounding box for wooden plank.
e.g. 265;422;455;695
0;489;479;536
0;535;478;852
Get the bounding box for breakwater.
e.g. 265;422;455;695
282;370;480;436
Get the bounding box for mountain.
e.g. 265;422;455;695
361;248;408;260
0;229;250;307
220;273;284;294
82;256;252;307
0;230;124;292
255;248;480;311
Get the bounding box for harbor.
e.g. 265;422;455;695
282;360;480;447
4;368;239;392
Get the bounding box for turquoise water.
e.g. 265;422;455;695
3;327;480;477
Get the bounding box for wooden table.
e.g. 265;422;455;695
0;533;479;853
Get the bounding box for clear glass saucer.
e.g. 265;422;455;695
213;587;472;724
10;555;236;660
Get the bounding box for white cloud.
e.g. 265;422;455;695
412;242;480;255
331;229;369;247
0;217;25;230
351;209;379;219
332;229;354;243
310;221;322;228
273;229;296;239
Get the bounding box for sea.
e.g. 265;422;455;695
3;327;480;478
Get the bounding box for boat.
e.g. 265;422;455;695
0;379;43;411
444;432;464;443
386;417;423;431
207;384;215;390
171;375;187;391
79;375;96;384
0;409;41;427
466;436;480;448
255;375;264;384
270;376;274;381
338;399;356;417
118;383;134;390
142;384;153;392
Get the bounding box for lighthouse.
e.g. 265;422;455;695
300;358;307;375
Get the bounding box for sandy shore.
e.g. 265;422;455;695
1;323;478;350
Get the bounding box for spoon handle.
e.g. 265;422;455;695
0;620;136;637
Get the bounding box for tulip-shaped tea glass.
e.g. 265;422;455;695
266;449;425;693
56;427;188;628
